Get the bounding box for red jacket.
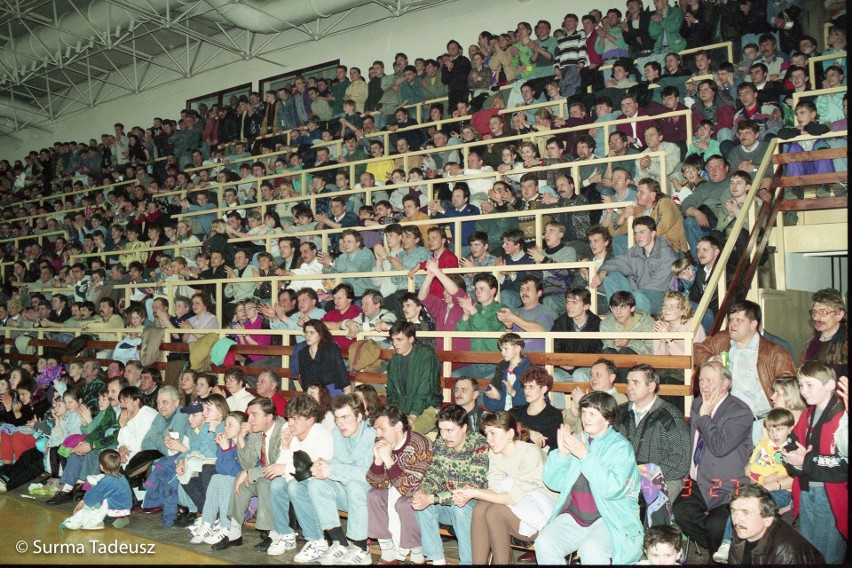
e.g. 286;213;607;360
420;248;459;300
789;396;848;539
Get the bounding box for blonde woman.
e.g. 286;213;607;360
653;291;706;356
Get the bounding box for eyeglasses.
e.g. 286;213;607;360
809;309;836;318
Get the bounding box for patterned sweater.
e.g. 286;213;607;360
366;430;433;496
420;432;488;505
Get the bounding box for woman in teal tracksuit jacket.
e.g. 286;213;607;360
534;391;644;564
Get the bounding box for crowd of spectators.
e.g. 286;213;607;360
0;0;847;565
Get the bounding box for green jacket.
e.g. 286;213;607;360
455;300;505;352
543;427;644;564
648;7;686;53
386;343;442;417
82;406;120;450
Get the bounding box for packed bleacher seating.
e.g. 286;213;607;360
0;0;847;565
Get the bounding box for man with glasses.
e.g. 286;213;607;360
799;288;847;377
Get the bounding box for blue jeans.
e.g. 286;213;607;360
283;475;324;541
611;234;629;256
602;271;665;315
415;500;476;564
535;514;612;565
306;477;371;541
799;487;846;564
689;300;715;334
722;489;792;542
684;216;711;260
499;289;521;311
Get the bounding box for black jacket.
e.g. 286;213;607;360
729;516;824;565
623;9;654;55
552;310;603;355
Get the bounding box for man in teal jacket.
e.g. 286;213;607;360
535;391;644;564
386;321;442;434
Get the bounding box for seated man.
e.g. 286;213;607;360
673;361;753;557
496;275;555;353
214;398;287;551
552;287;603;390
290;394;375;564
385;321;442;435
564;358;628;433
319;229;375;298
599;290;654;356
727;484;824;565
592;215;677;316
452;273;506;379
497;228;533;311
527;220;578;316
616;364;691;497
340;289;397;346
366;405;434;564
411;404;488;566
265;395;334;556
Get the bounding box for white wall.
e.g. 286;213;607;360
0;0;597;159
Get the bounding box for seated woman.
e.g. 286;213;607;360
483;332;532;413
305;381;335;431
653;291;706;356
178;370;198;407
510;366;563;453
463;411;557;565
182;292;219;344
297;319;351;396
534;391;643;565
354;384;381;425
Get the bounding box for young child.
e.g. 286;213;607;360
670;258;695;295
685;120;722;161
482;333;531;412
61;449;131;530
639;524;684;565
736;43;760;77
190;410;246;544
714;407;796;562
670;154;705;207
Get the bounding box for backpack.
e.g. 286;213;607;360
349;339;382;373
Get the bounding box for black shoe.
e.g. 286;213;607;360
253;536;273;553
212;536;243;551
46;490;74;505
174;511;196;527
70;485;85;502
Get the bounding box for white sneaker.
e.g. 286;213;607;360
190;524;213;544
0;479;6;493
267;534;297;556
713;541;731;564
339;546;372;565
203;527;228;545
294;540;330;563
317;543;350;565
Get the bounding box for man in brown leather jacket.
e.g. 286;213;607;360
693;300;795;442
728;484;824;565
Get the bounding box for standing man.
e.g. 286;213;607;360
367;405;434;564
799;288;847;377
412;405;488;566
440;40;472;112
